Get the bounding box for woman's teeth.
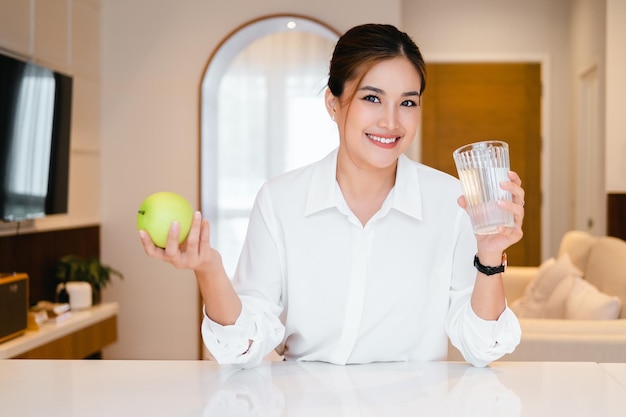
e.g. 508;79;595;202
368;134;398;144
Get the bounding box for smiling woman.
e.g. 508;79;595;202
130;22;528;367
200;15;339;278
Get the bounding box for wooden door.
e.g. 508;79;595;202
421;63;541;266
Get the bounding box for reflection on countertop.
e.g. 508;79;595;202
203;361;520;416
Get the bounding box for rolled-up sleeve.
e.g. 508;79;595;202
201;306;256;363
201;298;285;368
455;303;521;367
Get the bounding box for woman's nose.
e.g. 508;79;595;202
379;105;399;129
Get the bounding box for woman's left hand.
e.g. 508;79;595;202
457;170;525;257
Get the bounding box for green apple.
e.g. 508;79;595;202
136;191;194;248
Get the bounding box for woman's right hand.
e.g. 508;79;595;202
140;211;242;326
139;211;221;273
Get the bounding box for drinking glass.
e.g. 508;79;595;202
453;140;514;234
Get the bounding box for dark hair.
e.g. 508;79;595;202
328;24;426;101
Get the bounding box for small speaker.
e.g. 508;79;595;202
0;273;29;344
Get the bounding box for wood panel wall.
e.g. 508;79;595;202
608;194;626;241
0;225;100;306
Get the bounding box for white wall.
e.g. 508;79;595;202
401;0;572;259
606;0;626;192
100;0;402;359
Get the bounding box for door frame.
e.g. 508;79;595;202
417;53;551;260
575;63;606;235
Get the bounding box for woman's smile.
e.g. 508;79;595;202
366;132;401;147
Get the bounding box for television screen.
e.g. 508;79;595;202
0;52;72;222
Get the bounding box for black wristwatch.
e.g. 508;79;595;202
474;253;507;276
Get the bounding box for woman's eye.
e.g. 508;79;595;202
402;99;418;107
362;95;380;103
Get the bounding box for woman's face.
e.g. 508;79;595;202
328;56;422;172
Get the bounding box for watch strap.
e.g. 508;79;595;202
474;253;507;276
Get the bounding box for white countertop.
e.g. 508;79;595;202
0;302;118;359
0;360;625;416
600;362;626;390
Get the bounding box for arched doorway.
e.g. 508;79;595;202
200;15;339;280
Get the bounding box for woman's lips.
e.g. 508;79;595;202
366;133;400;146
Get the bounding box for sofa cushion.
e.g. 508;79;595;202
584;236;626;318
558;230;596;272
510;253;582;318
564;276;622;320
543;273;576;318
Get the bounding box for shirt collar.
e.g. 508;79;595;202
392;153;423;220
304;149;423;221
304;149;338;216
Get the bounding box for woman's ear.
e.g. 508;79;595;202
325;88;337;121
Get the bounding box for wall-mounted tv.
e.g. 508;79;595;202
0;52;72;222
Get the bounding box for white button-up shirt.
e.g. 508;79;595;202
202;149;521;367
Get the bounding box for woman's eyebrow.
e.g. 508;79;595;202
359;85;420;97
359;85;384;94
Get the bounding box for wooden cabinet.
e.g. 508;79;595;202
0;302;118;359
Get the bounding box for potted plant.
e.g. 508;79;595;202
55;255;124;304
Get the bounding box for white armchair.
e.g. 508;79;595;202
449;231;626;362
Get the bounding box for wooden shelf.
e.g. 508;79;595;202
0;302;118;359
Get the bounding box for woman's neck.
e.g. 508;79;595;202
336;154;397;226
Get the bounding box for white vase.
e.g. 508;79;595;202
57;282;92;310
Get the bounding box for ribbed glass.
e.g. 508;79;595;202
453;141;513;234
